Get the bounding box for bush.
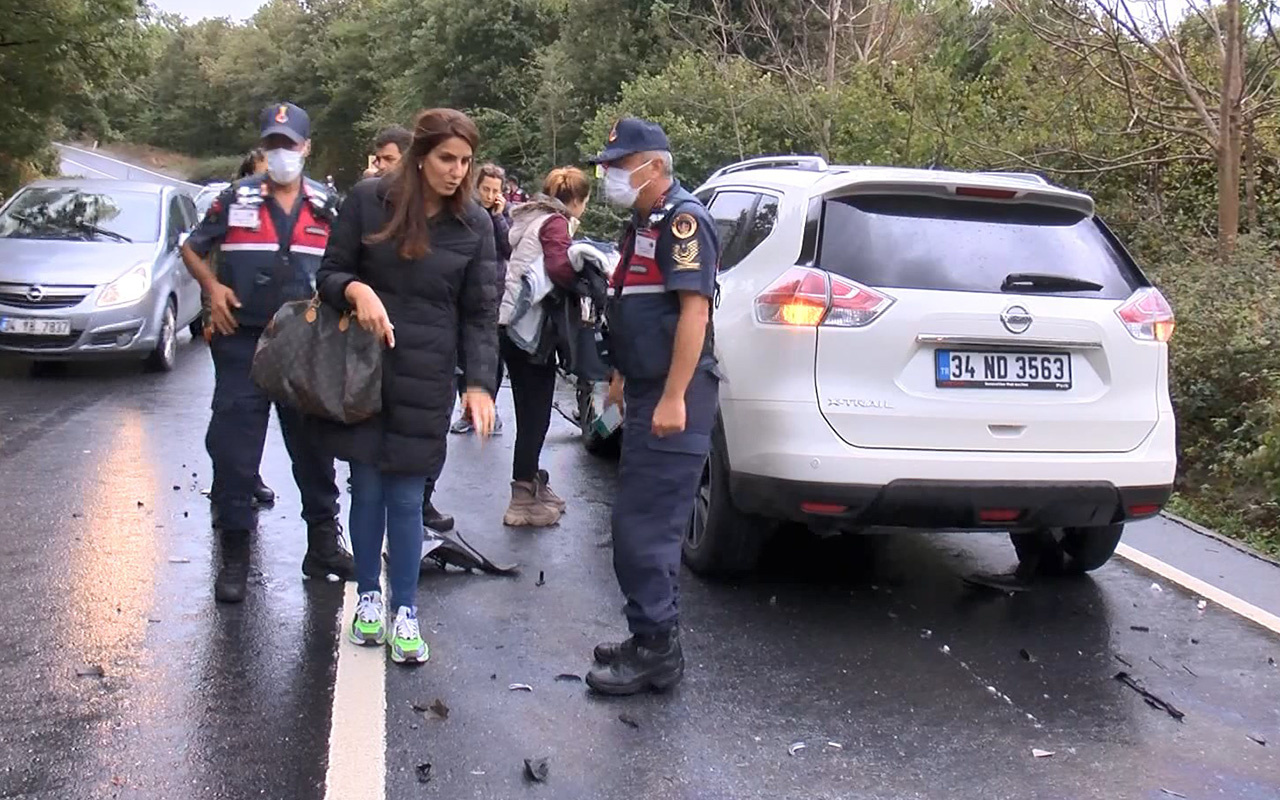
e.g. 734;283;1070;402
1138;230;1280;556
186;155;246;184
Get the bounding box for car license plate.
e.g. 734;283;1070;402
0;317;72;336
935;350;1071;390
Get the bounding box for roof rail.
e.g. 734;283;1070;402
979;171;1050;186
708;155;830;181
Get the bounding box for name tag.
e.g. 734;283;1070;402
228;204;259;229
634;232;657;260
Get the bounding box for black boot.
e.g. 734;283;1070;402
215;529;252;604
302;518;356;580
252;476;275;507
593;637;632;665
586;628;684;695
423;501;455;533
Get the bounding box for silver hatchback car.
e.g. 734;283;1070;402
0;179;203;371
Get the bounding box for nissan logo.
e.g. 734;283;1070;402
25;285;44;303
1001;305;1033;334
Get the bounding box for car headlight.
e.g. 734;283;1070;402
97;262;152;308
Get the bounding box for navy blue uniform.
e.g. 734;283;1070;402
607;181;721;635
187;176;340;531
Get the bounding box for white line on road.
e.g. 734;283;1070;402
323;583;386;800
60;157;115;179
1117;542;1280;636
55;143;203;189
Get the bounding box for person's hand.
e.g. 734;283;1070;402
652;392;686;438
492;194;506;215
464;388;496;437
605;371;624;413
207;283;241;335
345;282;395;348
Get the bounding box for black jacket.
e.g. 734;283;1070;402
315;175;498;475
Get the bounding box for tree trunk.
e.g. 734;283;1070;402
1217;0;1242;259
1244;115;1258;232
826;0;841;90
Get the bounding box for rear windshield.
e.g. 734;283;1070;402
818;194;1141;299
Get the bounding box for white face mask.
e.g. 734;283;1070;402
603;160;653;208
265;148;305;184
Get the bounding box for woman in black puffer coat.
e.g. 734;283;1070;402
316;108;498;665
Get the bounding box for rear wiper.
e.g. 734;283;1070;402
1001;272;1103;293
72;220;133;243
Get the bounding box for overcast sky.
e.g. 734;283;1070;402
152;0;265;22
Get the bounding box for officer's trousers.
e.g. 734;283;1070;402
206;327;339;532
611;369;719;635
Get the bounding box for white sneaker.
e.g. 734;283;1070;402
349;591;386;646
389;606;429;664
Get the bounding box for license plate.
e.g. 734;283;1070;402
935;350;1071;390
0;317;72;336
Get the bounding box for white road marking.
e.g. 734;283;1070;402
55;143;203;189
60;157;115;179
1117;543;1280;635
323;583;386;800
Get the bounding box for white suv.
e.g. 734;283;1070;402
683;156;1177;576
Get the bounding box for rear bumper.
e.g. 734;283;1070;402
729;473;1172;529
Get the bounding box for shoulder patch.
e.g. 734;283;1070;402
671;212;698;240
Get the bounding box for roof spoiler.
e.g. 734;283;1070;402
822;178;1095;217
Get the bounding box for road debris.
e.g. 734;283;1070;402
1159;789;1187;798
787;742;806;756
554;673;582;683
136;501;144;507
1149;656;1168;671
172;485;181;491
75;664;105;678
1181;664;1197;677
1019;648;1035;662
168;557;190;564
1031;749;1055;758
508;683;533;692
1247;734;1267;746
1114;672;1185;721
826;742;844;750
618;714;641;730
523;757;550;783
412;699;449;720
920;629;933;639
1197;599;1207;611
470;770;486;776
1150;582;1163;593
415;763;432;784
962;572;1030;595
535;570;545;587
1129;625;1150;633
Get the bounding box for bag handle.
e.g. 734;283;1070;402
303;292;354;332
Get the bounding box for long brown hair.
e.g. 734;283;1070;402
366;108;480;260
542;166;591;206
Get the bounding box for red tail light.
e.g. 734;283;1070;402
1128;504;1161;518
1116;287;1175;343
754;267;894;328
978;508;1022;523
801;502;849;515
955;186;1020;200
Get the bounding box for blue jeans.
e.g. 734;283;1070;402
348;461;427;610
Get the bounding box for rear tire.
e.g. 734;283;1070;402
682;426;771;577
1010;524;1123;575
146;298;178;373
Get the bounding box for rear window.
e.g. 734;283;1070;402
818;194;1140;299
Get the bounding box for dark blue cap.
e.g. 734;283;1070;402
259;102;311;144
589;118;670;164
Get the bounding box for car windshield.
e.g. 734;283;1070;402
0;186;160;243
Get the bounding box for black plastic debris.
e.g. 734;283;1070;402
618;714;641;730
172;485;181;491
1182;664;1197;677
136;501;144;508
490;673;497;681
183;512;189;518
535;571;545;587
1190;638;1200;645
75;665;105;678
72;513;82;519
1115;654;1134;668
412;699;449;720
1269;657;1276;666
1114;672;1185;721
554;674;582;683
962;572;1030;595
1130;625;1150;633
415;763;432;784
523;757;550;783
1247;734;1267;746
419;529;519;575
1019;649;1035;662
1159;789;1187;798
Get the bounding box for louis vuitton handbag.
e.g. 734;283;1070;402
251;295;383;424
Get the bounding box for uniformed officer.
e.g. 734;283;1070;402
181;102;354;603
585;118;721;695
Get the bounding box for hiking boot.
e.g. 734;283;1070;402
215;528;252;604
252;476;275;507
502;481;561;527
534;469;566;512
302;518;356;580
593;636;634;665
586;628;684;695
423;501;455;533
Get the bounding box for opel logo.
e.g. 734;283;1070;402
25;285;44;303
1001;305;1033;334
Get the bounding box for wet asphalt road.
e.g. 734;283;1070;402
1;147;1276;798
0;345;1277;800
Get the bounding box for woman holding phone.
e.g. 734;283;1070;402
316;108;498;664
